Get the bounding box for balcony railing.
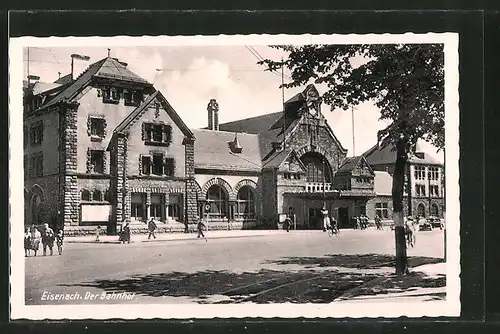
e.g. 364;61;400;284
306;182;332;193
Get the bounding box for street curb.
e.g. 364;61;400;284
65;232;284;244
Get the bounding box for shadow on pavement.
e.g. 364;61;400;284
61;253;446;303
265;253;444;270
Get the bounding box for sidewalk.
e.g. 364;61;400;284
335;262;446;303
65;229;292;244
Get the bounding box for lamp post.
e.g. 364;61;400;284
322;157;326;209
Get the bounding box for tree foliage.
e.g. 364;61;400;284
259;44;445;153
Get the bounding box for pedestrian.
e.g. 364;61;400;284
122;222;131;244
95;225;101;242
30;225;41;256
284;215;292;232
24;227;31;257
321;208;329;232
56;229;64;255
42;223;55;256
197;216;207;241
148;218;157;240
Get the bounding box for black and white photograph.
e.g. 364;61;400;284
9;34;460;319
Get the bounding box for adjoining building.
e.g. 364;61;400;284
23;55;444;235
364;143;445;221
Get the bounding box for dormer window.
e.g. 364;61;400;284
229;134;243;154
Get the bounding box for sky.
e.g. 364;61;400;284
23;45;444;162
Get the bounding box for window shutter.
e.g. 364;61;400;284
138;155;143;175
165;124;172;146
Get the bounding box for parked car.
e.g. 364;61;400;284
418;218;433;231
428;216;444;230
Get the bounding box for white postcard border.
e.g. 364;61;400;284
9;33;460;319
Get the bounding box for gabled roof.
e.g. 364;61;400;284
337;155;374;175
262;149;306;171
218;112;283;134
114;90;194;138
363;142;443;166
32;82;62;95
337;156;363;173
41;57;152;110
373;171;393;196
192;129;262;172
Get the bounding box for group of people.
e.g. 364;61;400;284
351;214;369;230
24;223;64;256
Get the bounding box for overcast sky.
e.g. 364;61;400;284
23;46;444;162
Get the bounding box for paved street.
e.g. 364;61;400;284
25;228;446;305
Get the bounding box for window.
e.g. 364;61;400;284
428;167;439;181
30;123;44;146
375;202;389;219
236;186;255;219
89;117;106;138
430;185;440;197
168;194;183;221
142;123;173;147
92;190;102;202
152;154;164;175
141;156;151;175
89;150;105;174
431;203;439;217
417;204;426;217
101;86;120;104
104;190;110;202
300;152;331;183
414;166;426;180
150;194;164;221
81;189;91;201
164;158;175;177
124;89;143;106
131;193;146;221
206;185;228;219
415;184;426;197
29;154;43;177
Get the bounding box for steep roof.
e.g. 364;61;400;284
42;57;152;110
373;171;393;196
218;112;283;134
262;149;307;171
114;90;194;138
192;129;262;172
32;82;62;95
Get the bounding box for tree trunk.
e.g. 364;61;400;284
393;140;409;275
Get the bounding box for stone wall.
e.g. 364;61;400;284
184;138;198;225
261;169;277;221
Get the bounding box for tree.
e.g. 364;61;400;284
259;44;444;275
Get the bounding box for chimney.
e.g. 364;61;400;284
207;99;219;131
27;75;40;84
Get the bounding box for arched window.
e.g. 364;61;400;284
92;190;102;202
431;203;439;217
81;189;91;201
300;152;331;183
417;203;426;218
104;190;110;202
236;186;255;219
206;185;228;219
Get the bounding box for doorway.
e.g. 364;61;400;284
308;208;323;229
338;207;349;229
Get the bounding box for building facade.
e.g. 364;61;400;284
23;55;444;235
364;144;445;221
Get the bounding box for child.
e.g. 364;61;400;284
24;228;31;257
56;230;64;255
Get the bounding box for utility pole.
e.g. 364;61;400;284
27;47;30;79
281;57;286;150
351;106;356;156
